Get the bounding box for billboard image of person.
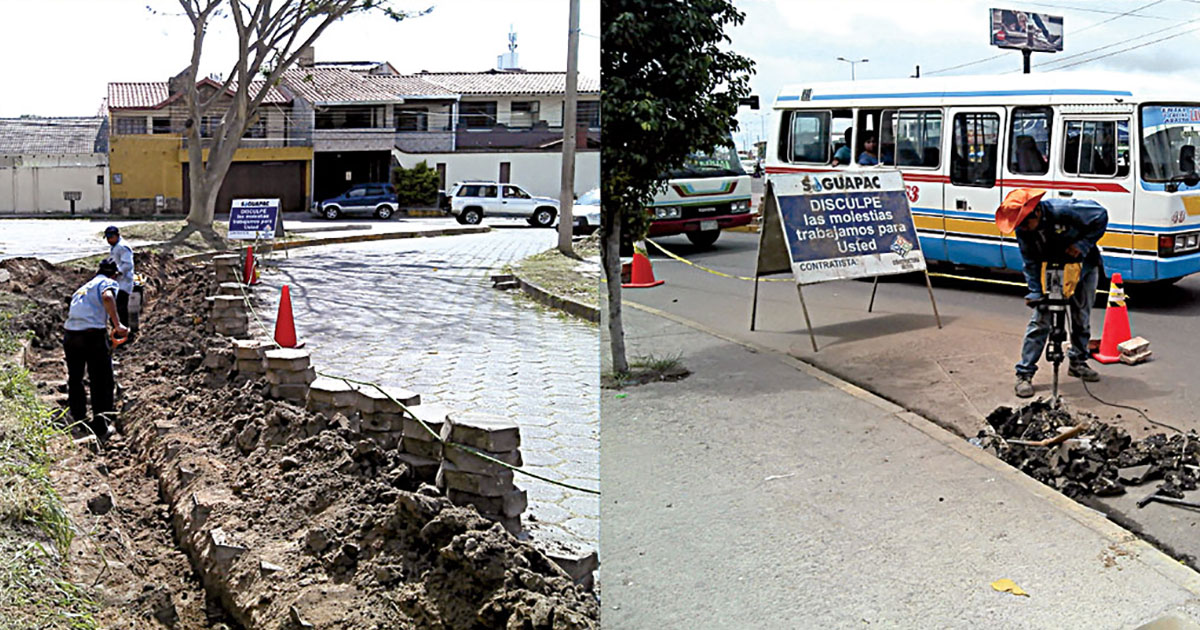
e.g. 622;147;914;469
991;8;1063;52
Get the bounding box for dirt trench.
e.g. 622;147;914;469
2;254;599;629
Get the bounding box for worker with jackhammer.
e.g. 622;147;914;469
63;258;129;442
104;225;134;331
996;188;1108;398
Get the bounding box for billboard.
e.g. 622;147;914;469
990;8;1063;52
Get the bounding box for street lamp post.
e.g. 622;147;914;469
836;56;869;81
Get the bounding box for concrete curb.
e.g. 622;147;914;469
624;299;1200;597
514;275;599;323
175;226;490;263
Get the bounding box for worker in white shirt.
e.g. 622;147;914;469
63;258;129;442
104;225;135;331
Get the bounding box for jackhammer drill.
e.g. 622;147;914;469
1029;262;1078;403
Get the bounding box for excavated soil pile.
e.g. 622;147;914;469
2;254;599;629
981;400;1200;499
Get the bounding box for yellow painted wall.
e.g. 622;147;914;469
109;134;184;198
110;134;313;203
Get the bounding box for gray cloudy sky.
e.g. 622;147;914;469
731;0;1200;151
0;0;599;118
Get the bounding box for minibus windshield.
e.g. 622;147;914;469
666;143;745;179
1141;105;1200;183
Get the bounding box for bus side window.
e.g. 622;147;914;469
1008;107;1051;176
1063;120;1119;177
786;111;831;163
891;110;942;168
951;112;1000;187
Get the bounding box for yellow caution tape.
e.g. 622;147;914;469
645;238;792;282
644;238;1113;296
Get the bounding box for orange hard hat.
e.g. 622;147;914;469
995;188;1047;233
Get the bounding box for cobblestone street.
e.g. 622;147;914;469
251;229;599;549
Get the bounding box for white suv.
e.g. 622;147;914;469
447;182;559;227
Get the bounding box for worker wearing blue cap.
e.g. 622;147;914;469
64;258;129;441
104;226;134;331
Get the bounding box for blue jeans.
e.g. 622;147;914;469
1015;264;1099;377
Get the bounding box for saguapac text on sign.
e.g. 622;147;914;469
771;170;926;284
228;198;281;240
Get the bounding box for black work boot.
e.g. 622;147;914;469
1068;363;1100;382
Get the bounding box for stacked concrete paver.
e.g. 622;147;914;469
252;231;599;550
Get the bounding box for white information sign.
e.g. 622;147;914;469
228;198;280;240
770;170;926;285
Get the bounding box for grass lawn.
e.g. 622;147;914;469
510;235;600;309
0;302;97;629
104;220;306;259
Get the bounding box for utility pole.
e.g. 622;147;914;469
557;0;580;256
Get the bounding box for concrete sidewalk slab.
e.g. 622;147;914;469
603;306;1200;629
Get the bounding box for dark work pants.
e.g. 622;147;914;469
63;328;113;436
116;290;130;327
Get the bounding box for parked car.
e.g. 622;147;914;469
571;188;601;235
446;181;558;227
314;183;398;220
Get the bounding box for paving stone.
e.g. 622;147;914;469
264;348;311;371
401;437;442;460
443;444;522;476
442;411;520;452
447;488;527;518
437;460;515;496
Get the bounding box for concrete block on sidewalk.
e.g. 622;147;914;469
265;367;316;386
264;348;311;371
443;443;522;476
397;453;440;480
231;339;273;360
355;385;420;414
448;487;527;518
403;404;452;441
401;436;442;460
441;411;520;452
309;376;359;407
436;460;515;496
1118;336;1151;365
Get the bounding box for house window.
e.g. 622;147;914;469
152;117;172;134
316;107;373;130
115;117;147;135
200;115;223;138
244;116;267;139
576;101;600;130
395;107;429;132
510;101;539;128
460;102;497;130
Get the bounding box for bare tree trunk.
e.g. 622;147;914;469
557;0;580;257
601;215;628;374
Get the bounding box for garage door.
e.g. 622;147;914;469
183;161;306;214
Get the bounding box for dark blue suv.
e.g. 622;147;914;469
315;183;398;220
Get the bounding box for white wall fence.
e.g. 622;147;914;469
393;150;599;198
0;154;109;214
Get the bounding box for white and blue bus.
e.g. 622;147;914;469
766;72;1200;283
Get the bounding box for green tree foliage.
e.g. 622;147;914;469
392;160;439;206
602;0;753;240
601;0;754;373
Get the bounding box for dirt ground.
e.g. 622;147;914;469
0;254;598;629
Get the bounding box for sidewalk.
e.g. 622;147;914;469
603;306;1200;629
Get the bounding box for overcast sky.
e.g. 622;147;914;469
731;0;1200;152
0;0;599;118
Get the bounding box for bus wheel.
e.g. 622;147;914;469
686;230;720;247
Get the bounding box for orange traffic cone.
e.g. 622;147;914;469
621;246;664;289
275;285;298;348
1092;272;1131;364
243;246;258;285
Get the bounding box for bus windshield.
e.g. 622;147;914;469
666;143;746;179
1140;104;1200;183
